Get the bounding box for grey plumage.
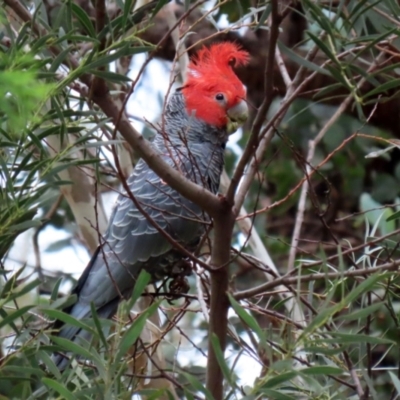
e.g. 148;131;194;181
53;91;228;368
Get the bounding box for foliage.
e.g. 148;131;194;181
0;53;53;134
1;0;400;399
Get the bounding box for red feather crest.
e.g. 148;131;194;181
188;42;249;75
184;42;249;97
182;42;249;127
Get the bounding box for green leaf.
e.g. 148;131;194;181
51;336;94;361
50;278;63;302
255;5;271;31
278;41;331;76
306;0;336;38
258;389;295;400
1;365;45;377
48;289;76;311
389;371;400;395
9;219;42;232
49;45;74;73
41;308;94;336
132;0;158;24
260;371;298;388
365;79;400;98
0;305;34;331
325;65;349;88
42;377;76;400
83;46;151;72
138;389;172;400
365;145;396;159
117;300;160;360
0;269;24;298
229;294;267;349
90;303;108;350
315;333;394;345
342;273;386;305
53;335;106;376
307;31;339;67
210;334;237;389
151;0;169;18
80;140;124;149
301;366;343;375
360;193;395;235
299;305;337;340
348;0;375;26
41;160;83;180
313;82;343;99
299;274;384;341
336;302;383;321
181;372;215;399
126;270;152;310
2;279;41;305
122;0;134;28
37;350;61;379
387;209;400;222
91;70;132;83
70;3;96;38
302;346;345;356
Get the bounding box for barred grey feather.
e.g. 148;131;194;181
53;91;228;368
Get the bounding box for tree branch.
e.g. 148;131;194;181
234;259;400;301
206;210;235;399
226;0;285;204
92;93;223;217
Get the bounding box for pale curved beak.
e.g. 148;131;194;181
226;99;248;134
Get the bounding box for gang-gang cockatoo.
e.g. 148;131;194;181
53;42;249;368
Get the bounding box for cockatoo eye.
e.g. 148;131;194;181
215;93;226;102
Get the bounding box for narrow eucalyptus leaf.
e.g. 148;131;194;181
301;366;343;375
0;305;34;331
90;303;108;350
42;308;93;335
336;302;384;321
210;334;236;388
126;270;151;310
70;3;96;37
42;377;76;400
151;0;169;18
117;300;160;360
278;42;331;76
182;372;215;399
389;371;400;395
258;389;295;400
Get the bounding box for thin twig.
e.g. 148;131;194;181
287;60;385;272
287;95;354;271
226;0;285;204
234;259;400;301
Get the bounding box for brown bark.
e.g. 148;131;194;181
206;210;235;399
